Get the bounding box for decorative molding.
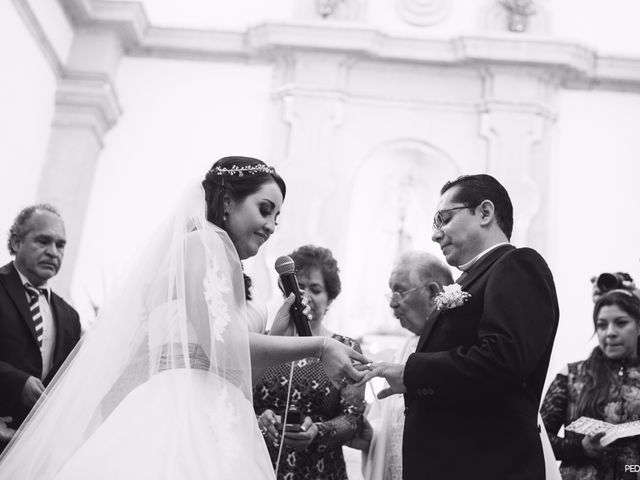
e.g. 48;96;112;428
499;0;536;33
395;0;451;27
59;0;149;51
54;72;122;145
316;0;344;19
55;0;640;92
13;0;122;141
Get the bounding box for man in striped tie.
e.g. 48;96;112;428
0;204;81;452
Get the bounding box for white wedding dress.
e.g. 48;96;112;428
0;184;274;479
55;370;272;479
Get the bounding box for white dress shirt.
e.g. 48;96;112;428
457;242;510;272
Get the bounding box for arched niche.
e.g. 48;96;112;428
339;139;459;336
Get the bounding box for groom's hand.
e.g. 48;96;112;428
354;362;407;398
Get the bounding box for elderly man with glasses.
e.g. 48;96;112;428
363;251;452;480
359;174;559;480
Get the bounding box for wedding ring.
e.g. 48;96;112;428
366;362;373;369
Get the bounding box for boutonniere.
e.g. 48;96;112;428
434;284;471;311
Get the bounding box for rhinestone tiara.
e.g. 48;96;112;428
212;164;275;177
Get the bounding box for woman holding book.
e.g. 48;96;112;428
541;289;640;479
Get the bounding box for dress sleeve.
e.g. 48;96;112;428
540;371;584;461
313;338;366;452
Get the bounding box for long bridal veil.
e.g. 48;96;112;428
0;183;273;479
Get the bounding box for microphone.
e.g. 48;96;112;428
274;256;312;336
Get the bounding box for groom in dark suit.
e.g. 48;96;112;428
362;174;559;480
0;205;81;451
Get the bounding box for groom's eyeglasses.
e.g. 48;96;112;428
432;204;477;231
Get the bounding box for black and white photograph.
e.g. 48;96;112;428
1;0;640;478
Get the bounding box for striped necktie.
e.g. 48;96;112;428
24;283;46;348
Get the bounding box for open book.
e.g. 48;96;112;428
565;416;640;446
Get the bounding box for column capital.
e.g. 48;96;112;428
54;72;122;145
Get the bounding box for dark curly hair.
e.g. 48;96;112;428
202;156;286;300
575;290;640;418
289;245;341;302
7;204;61;255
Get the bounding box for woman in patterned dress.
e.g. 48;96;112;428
254;245;366;479
541;290;640;480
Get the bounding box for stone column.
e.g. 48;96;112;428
37;28;122;298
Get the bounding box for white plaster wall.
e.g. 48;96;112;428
549;0;640;54
70;57;274;324
0;2;57;266
547;89;640;379
110;0;640;56
106;0;293;29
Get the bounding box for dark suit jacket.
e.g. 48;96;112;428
402;245;559;480
0;262;81;431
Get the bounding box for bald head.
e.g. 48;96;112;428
388;251;453;335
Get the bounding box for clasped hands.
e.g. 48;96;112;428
319;353;407;395
270;294;407;393
582;432;608;459
258;409;318;451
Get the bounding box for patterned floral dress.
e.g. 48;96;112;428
253;334;366;480
541;354;640;480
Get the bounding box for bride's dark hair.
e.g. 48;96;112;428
202;156;286;300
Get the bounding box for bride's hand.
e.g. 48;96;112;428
320;338;370;388
269;294;312;336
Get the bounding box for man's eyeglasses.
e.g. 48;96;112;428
432;205;476;231
387;286;424;304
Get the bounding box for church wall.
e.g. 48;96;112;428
69;56;274;323
547;88;640;379
0;2;59;266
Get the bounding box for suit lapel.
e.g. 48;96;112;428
49;294;68;364
415;245;514;353
0;263;40;346
415;309;441;352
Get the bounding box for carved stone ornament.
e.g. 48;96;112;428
395;0;451;27
316;0;344;18
499;0;536;33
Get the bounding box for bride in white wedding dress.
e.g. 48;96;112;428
0;157;367;479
